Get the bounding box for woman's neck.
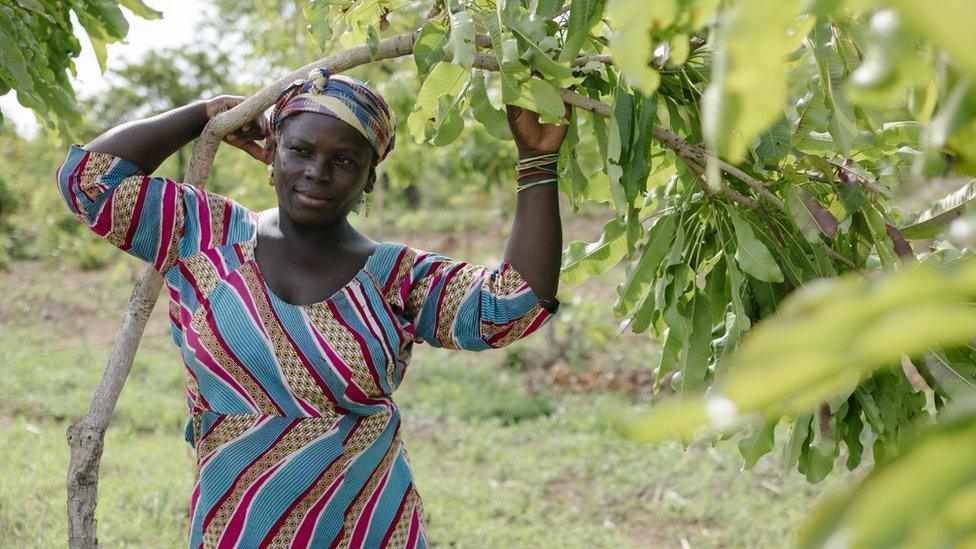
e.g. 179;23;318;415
261;209;362;256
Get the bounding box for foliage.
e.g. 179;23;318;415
293;0;976;535
0;0;160;138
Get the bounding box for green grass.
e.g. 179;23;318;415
0;258;851;547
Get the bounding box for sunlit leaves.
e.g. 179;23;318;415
446;0;475;69
512;79;565;125
889;0;976;82
703;0;804;161
407;62;470;145
414;19;448;74
606;0;660;94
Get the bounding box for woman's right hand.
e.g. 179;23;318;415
205;95;271;164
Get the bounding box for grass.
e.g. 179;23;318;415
0;240;853;547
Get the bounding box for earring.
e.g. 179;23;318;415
352;191;368;216
266;164;275;186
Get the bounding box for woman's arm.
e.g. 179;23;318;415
84;100;210;174
502;105;569;306
84;96;269;174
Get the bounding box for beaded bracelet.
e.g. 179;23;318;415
516;152;559;193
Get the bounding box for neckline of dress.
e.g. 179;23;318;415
247;214;387;309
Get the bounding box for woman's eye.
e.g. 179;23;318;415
289;146;309;157
334;156;354;166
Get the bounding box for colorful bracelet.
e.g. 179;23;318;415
516;152;559;193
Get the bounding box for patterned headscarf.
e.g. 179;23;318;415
270;68;396;164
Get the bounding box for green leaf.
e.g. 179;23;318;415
414;19;449;74
899;179;976;240
304;0;334;51
703;0;805;161
446;3;475;69
513;78;566;125
407;62;470;145
366;25;380;59
754;118;791;165
117;0;163;19
784;414;812;471
560;218;629;286
468;74;512;140
606;0;661;94
620;93;657;202
682;290;713;394
613;213;678;316
482;7;528;104
558;0;605;63
810;20;860;155
786;186;839;243
739;419;778;469
925;351;976;400
508;25;582;88
728;209;784;283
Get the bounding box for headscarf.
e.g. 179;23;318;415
269;68;396;164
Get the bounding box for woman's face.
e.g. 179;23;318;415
271;111;376;227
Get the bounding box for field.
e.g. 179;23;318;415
0;215;854;548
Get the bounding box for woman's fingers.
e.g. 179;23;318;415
228;136;269;164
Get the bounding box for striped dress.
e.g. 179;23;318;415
57;145;557;548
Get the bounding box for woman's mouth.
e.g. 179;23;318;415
295;189;331;207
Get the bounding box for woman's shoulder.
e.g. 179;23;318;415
364;241;440;296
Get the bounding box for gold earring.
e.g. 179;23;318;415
267;164;275;186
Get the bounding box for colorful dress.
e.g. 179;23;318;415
57;145;556;548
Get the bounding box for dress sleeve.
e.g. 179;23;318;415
390;247;558;351
56;144;252;272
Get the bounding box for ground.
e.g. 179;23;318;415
0;213;857;547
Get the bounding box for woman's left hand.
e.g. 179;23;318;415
505;104;571;157
206;95;271;164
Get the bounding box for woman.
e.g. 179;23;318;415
57;68;565;548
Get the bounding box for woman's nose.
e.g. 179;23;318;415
303;160;331;182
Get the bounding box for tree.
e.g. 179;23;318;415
0;0;161;138
65;0;976;546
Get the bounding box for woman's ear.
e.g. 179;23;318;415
365;166;377;194
264;133;278;166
